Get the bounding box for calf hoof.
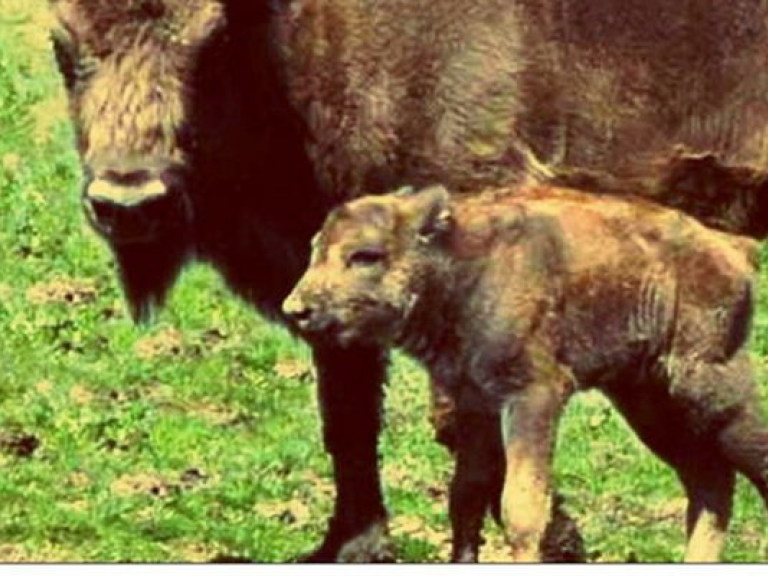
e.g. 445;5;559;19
541;494;586;563
300;518;395;563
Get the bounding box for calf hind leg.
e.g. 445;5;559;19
676;357;768;558
678;458;735;562
718;406;768;505
607;383;737;562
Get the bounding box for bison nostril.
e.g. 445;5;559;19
288;307;313;323
292;308;312;322
101;169;152;187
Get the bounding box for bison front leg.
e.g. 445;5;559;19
499;380;571;562
304;342;393;562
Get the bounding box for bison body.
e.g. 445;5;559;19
279;0;768;234
49;0;768;561
285;184;767;562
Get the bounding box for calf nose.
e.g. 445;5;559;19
282;294;314;326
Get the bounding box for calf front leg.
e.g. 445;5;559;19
429;377;457;452
304;343;392;562
449;400;504;562
500;381;570;562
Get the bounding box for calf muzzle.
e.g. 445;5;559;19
282;293;315;330
282;292;342;339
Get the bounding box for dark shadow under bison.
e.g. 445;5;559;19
48;0;768;562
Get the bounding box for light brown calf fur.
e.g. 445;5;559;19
284;184;768;562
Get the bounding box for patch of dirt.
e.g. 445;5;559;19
35;380;53;394
67;471;92;489
110;468;210;498
69;384;95;406
59;499;90;513
254;499;313;529
26;277;98;306
738;527;768;556
425;485;447;501
383;463;414;487
0;543;75;563
383;460;449;496
111;473;176;498
176;542;225;563
390;515;449;560
298;470;335;498
104;387;144;404
652;497;687;521
0;544;29;562
134;328;185;360
188;328;230;356
179;467;209;489
480;527;511;563
393;515;447;545
0;432;40;458
0;543;77;563
189;402;245;426
2;153;20;173
273;358;314;382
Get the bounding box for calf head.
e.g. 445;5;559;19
49;0;226;318
283;186;452;347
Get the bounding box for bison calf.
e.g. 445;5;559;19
284;184;768;562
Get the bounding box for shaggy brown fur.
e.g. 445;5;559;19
49;0;768;561
285;184;767;562
276;0;768;236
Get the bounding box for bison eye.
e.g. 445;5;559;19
51;31;98;91
51;32;78;90
347;248;386;268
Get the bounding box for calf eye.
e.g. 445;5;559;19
347;248;386;267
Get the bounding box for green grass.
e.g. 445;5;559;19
0;0;766;563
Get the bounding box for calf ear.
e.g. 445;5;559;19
401;185;452;241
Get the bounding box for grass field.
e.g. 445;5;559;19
0;0;766;563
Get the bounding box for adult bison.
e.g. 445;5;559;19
48;0;768;562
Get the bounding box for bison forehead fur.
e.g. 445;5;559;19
51;0;224;161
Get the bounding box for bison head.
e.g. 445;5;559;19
283;186;452;348
49;0;226;320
